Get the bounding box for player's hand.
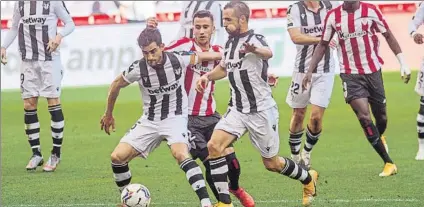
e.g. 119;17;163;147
146;17;158;28
413;33;424;44
240;42;256;53
100;114;116;135
47;34;63;53
302;72;312;92
329;39;338;49
268;73;279;87
0;47;7;65
196;75;209;93
400;64;411;84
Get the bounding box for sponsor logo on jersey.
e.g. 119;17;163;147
22;17;47;25
338;30;372;40
147;82;180;94
191;64;212;73
303;26;324;35
226;61;243;70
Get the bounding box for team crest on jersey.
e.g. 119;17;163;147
143;77;148;82
361;18;369;26
301;14;306;19
174;67;182;76
43;1;50;9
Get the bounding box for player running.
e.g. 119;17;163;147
156;10;255;207
303;1;411;176
1;1;75;172
100;28;222;207
285;0;339;169
196;2;318;207
409;1;424;160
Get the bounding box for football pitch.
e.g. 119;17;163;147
1;71;423;207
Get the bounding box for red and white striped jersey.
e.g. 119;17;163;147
165;37;222;116
322;2;389;74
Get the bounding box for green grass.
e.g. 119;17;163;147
2;71;424;207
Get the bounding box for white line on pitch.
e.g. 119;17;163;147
3;198;421;207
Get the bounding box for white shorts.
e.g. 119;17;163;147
20;58;64;99
415;60;424;96
214;106;280;158
120;116;190;158
286;71;335;108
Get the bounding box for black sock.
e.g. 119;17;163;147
111;162;132;191
209;157;231;204
180;158;211;206
204;161;220;200
289;130;303;155
363;123;393;163
49;104;64;157
417;98;424;140
280;157;312;185
225;152;240;191
25;109;41;156
304;126;321;152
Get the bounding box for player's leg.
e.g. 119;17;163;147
20;61;44;170
302;73;334;169
111;143;140;191
416;96;424;160
246;106;318;206
37;59;65;172
208;108;245;205
286;72;310;163
164;116;212;207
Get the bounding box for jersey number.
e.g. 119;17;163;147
20;73;24;85
290;81;300;95
419;71;424;89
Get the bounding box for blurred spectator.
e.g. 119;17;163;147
114;1;156;23
91;1;107;15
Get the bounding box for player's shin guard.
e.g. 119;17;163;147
180;158;211;206
49;104;64;157
280;157;312;185
209;157;232;204
226;152;240;191
204;161;220;200
304;126;321;152
289;130;303;155
25;109;41;156
362;123;393;163
112;162;132;191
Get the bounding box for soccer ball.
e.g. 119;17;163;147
121;184;151;207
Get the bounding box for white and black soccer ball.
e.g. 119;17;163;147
121;184;151;207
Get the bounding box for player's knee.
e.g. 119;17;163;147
47;98;61;106
172;151;190;163
207;141;224;157
293;108;306;122
309;112;323;131
358;114;372;127
111;151;127;164
23;98;38;110
262;157;281;172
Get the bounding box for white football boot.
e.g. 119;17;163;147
26;154;44;171
43;154;60;172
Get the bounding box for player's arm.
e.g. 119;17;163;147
104;75;131;117
373;6;411;83
54;2;75;38
287;4;320;45
1;2;21;62
242;34;273;60
176;51;221;66
206;64;227;81
409;2;424;44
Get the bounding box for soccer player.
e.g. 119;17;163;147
409;1;424;160
158;10;254;206
177;1;226;46
0;1;75;172
303;1;411;176
100;28;221;207
196;2;318;207
285;1;340;169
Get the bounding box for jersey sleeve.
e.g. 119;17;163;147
287;4;301;29
370;5;390;33
164;37;193;52
409;2;424;36
54;1;75;37
1;2;20;49
250;34;269;48
174;51;198;69
122;60;142;84
322;10;336;42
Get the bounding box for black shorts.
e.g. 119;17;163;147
188;112;223;161
340;70;386;105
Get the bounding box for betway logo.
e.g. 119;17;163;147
22;17;47;25
147;82;179;94
338;30;371;40
226;61;242;70
303;26;323;35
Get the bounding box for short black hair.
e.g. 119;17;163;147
192;10;214;23
137;28;162;48
223;1;250;22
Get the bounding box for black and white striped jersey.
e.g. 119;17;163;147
220;30;276;114
409;1;424;37
122;52;195;121
1;1;75;61
287;1;339;73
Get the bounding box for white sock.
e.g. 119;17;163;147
418;139;424;151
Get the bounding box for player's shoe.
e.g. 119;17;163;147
415;150;424;160
381;135;389;153
213;202;234;207
378;163;397;177
291;154;301;164
301;150;311;170
302;170;318;207
43;154;60;172
26;154;44;171
229;187;255;207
